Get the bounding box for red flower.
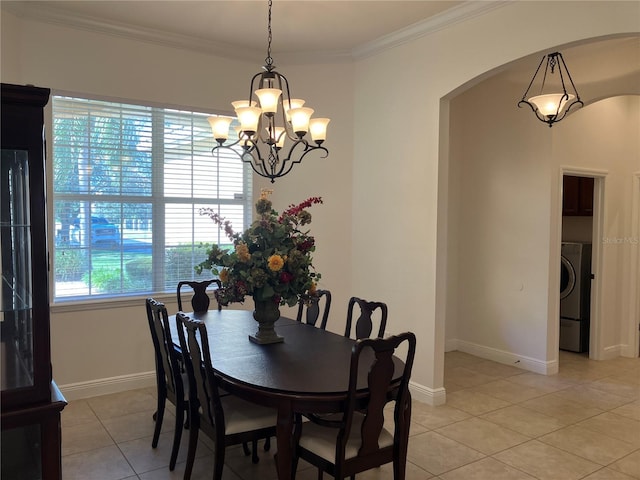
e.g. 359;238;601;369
279;196;323;222
279;271;294;283
298;238;315;253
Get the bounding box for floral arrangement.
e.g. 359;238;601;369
195;189;323;307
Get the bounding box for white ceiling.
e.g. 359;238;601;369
3;0;471;62
3;0;639;88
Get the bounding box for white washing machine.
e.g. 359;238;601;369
560;242;592;352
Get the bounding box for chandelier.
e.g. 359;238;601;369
518;51;583;127
208;0;329;183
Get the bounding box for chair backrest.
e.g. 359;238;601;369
344;296;388;339
145;298;184;399
296;289;332;329
175;312;223;430
342;332;416;465
177;279;222;313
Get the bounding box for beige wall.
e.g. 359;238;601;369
1;10;354;397
353;1;639;403
2;1;638;403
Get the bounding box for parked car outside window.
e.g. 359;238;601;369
89;216;120;246
63;216;120;247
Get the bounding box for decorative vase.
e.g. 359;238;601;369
249;298;284;344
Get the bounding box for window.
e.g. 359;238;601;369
52;95;251;301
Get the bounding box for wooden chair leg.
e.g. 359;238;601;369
152;395;166;448
264;436;271;451
183;416;199;480
169;403;184;470
242;442;251;456
213;435;226;480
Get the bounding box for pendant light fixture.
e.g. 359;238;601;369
518;51;583;127
208;0;329;183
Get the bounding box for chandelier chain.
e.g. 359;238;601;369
265;0;274;68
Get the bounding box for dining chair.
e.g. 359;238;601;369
177;279;222;313
145;298;189;471
177;280;266;461
176;312;278;480
296;289;332;329
344;296;388;339
293;332;416;480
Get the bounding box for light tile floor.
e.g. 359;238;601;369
62;351;640;479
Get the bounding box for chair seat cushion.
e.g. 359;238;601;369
299;412;394;461
221;395;277;435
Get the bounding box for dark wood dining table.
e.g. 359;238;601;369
169;309;404;480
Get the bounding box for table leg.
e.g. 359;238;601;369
275;403;295;480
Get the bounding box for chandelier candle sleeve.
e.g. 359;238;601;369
208;0;329;182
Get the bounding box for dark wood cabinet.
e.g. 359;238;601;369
563;175;594;216
1;83;66;480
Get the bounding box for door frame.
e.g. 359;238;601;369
556;167;607;360
627;172;640;357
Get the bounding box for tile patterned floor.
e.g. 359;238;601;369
62;351;640;479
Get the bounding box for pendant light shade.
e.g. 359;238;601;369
518;52;583;127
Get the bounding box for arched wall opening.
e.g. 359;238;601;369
441;35;640;377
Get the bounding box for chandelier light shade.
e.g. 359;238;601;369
209;0;329;183
518;51;583;127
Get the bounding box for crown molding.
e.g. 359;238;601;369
3;1;508;65
1;1;261;62
352;1;509;60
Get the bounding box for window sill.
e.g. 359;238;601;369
51;293;176;314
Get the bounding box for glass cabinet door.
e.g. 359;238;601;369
1;149;35;392
1;83;52;409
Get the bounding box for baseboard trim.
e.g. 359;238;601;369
58;371;156;401
445;338;459;352
60;371;449;409
409;381;446;406
454;339;556;375
602;344;623;360
620;343;639;358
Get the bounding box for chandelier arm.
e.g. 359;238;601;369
279;144;329;172
519;55;546;102
243;143;285;183
517;99;540;113
272;72;299;142
248;153;273;181
243;144;272;177
551;97;585;124
557;54;582;101
538;60;550;96
249;71;264;100
556;62;569;96
276;72;293;111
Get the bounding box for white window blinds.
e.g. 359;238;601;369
52;95;251;301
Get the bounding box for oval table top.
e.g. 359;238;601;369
169;309;403;401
